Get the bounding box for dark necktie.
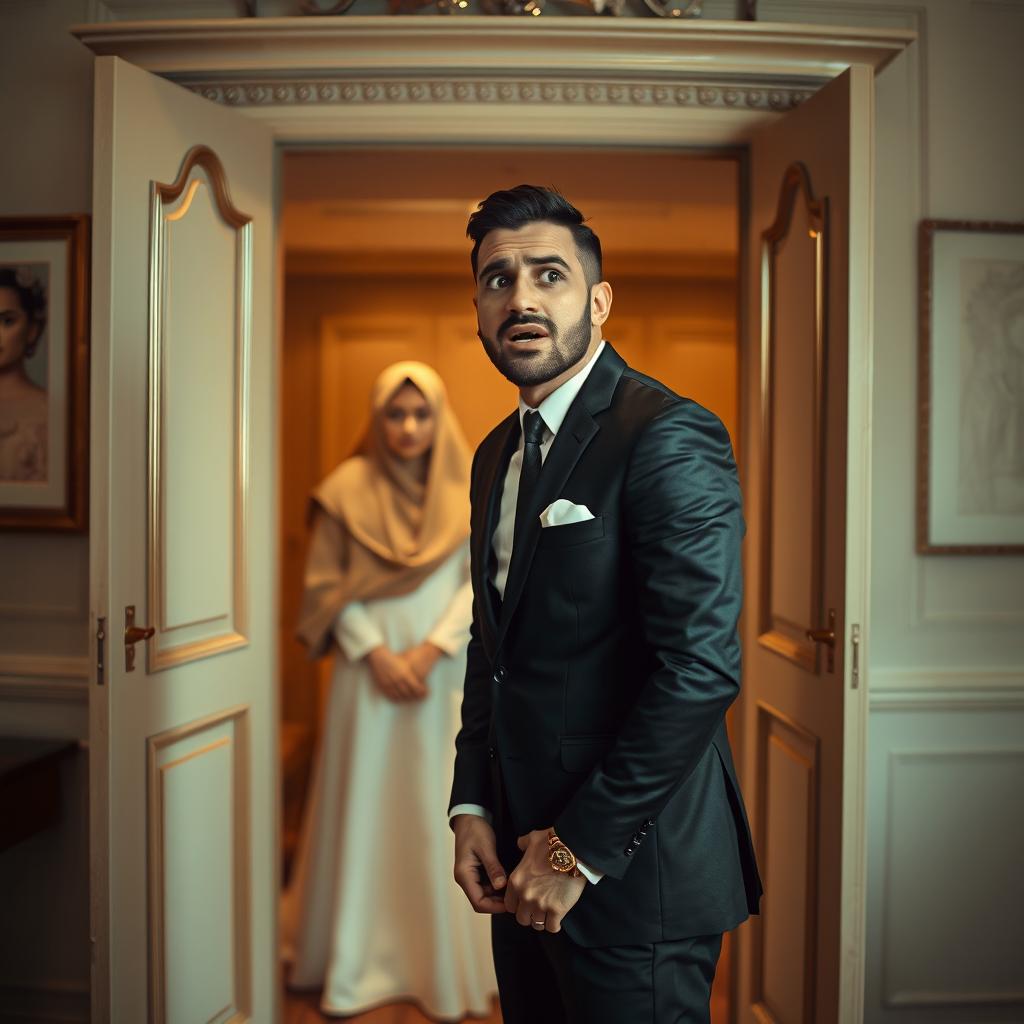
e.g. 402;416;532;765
513;410;546;543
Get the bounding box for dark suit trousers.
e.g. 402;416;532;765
492;914;722;1024
491;779;722;1024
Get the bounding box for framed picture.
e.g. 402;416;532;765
0;216;89;530
917;218;1024;554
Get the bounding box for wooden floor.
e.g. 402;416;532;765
284;987;727;1023
284;990;502;1024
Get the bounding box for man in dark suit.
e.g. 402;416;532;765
450;185;762;1023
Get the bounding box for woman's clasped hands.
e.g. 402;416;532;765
365;642;443;702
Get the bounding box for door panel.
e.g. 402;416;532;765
736;66;873;1024
89;56;276;1022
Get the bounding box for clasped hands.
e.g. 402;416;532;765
366;642;442;701
453;815;586;933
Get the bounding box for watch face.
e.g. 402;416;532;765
550;846;575;872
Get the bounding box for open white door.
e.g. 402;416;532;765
735;67;873;1023
88;56;278;1022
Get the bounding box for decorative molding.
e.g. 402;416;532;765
752;702;821;1024
0;655;90;704
188;76;815;111
757;162;827;673
882;749;1024;1009
147;144;252;671
147;705;252;1024
870;668;1024;710
871;667;1024;692
72;18;916;82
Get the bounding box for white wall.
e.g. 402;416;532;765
860;2;1024;1020
0;1;96;1018
744;2;1024;1021
1;1;1020;1021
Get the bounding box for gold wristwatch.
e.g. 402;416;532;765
548;829;581;877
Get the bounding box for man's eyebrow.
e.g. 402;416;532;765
525;254;571;272
477;254;572;281
478;257;509;282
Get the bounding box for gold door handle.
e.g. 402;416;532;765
806;628;835;646
124;605;154;672
806;608;836;673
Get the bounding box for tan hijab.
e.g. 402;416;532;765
297;362;471;658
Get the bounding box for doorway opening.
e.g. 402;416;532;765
277;145;741;1023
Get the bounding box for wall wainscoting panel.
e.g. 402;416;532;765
882;749;1024;1009
866;701;1024;1024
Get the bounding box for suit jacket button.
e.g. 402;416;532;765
632;833;642;844
645;819;655;827
624;847;634;856
488;747;496;760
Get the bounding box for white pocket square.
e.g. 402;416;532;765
539;499;595;528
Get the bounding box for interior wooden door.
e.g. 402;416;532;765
89;55;277;1022
734;66;874;1024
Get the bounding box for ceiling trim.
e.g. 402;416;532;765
73;17;914;79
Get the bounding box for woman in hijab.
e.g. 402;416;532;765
284;362;496;1020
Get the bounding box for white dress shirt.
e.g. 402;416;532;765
451;342;607;884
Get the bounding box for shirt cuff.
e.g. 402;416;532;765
426;628;464;657
448;803;494;826
575;859;603;885
334;601;383;663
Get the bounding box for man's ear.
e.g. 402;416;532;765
590;281;613;327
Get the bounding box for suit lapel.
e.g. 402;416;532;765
474;412;519;649
496;344;626;648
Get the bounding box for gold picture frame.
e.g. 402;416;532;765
917;219;1024;554
0;215;89;531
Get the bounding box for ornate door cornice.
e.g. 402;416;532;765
73;17;915;142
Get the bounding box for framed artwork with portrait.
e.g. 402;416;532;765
917;219;1024;554
0;216;89;530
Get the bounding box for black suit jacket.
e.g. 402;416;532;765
450;343;762;948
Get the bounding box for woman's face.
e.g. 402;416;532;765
0;286;41;373
381;381;436;461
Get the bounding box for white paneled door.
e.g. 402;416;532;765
89;56;277;1022
734;68;874;1024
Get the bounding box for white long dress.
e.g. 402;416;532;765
282;543;497;1020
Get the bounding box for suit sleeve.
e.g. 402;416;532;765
554;399;744;879
447;448;496;815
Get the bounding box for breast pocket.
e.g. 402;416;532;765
537;513;607;549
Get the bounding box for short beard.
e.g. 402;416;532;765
478;300;593;388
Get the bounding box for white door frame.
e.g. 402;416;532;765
75;17;913;1021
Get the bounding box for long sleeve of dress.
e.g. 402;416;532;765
426;549;473;656
334;602;384;663
296;510;352;660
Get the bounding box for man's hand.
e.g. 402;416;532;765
365;646;427;702
453;814;508;915
402;641;444;684
505;828;587;933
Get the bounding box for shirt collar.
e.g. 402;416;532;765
517;340;606;438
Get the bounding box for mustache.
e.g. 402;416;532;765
498;313;556;338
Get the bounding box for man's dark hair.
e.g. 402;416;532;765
467;185;603;289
